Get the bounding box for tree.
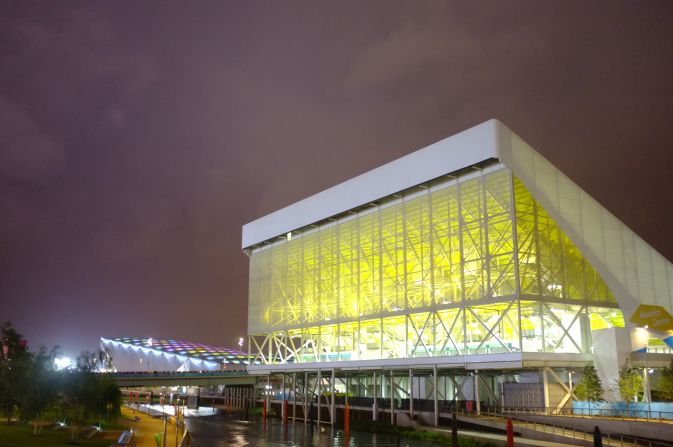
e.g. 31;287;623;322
20;345;61;435
0;321;121;435
575;364;604;403
62;350;122;439
0;321;31;424
617;361;643;405
658;359;673;401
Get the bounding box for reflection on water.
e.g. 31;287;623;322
186;414;440;447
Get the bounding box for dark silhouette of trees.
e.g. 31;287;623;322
0;321;32;424
0;320;121;434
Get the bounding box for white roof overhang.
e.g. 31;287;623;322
242;119;673;324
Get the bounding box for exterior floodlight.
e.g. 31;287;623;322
238;337;244;348
54;357;73;370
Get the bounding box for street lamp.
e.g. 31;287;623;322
147;338;153;372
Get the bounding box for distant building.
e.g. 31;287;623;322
100;337;251;372
242;119;673;406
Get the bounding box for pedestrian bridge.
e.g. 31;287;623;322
104;370;256;387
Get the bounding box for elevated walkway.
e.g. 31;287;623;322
105;370;255;387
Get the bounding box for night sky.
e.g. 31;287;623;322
2;1;672;357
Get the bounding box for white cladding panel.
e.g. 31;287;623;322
499;132;673;320
242;119;505;248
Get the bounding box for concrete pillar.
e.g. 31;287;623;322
542;368;550;414
317;369;322;426
475;371;481;415
409;369;414;418
281;372;286;420
331;369;336;425
373;371;378;421
304;371;308;423
390;370;394;425
433;365;439;426
267;374;271;412
293;372;297;420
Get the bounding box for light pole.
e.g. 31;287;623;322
644;355;653;418
147;338;153;372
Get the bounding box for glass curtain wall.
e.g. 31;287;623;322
248;165;623;364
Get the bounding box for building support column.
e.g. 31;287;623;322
304;371;308;423
281;372;286;420
390;370;394;425
475;371;481;416
293;372;297;420
373;371;378;421
267;374;271;412
433;365;439;427
409;369;414;418
542;368;550;415
317;369;322;426
331;369;336;425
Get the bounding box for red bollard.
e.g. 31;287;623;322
344;402;350;434
506;417;514;447
263;398;267;424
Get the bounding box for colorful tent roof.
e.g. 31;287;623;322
105;337;252;364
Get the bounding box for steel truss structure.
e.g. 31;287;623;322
259;366;578;426
248;166;623;365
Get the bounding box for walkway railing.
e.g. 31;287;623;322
473;408;673;447
107;369;247;378
495;406;673;423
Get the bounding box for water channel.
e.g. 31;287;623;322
186;414;443;447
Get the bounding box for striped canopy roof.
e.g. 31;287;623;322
107;337;252;364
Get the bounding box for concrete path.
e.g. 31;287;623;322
120;406;180;447
434;428;583;447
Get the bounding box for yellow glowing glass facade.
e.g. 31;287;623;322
248;165;623;364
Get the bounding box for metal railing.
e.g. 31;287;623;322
108;370;248;378
496;405;673;423
471;408;673;447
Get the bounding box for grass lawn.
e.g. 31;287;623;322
0;423;118;447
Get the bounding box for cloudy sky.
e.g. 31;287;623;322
1;1;672;356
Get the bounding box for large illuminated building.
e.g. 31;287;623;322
242;120;673;410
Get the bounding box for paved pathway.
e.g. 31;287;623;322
120;406;180;447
